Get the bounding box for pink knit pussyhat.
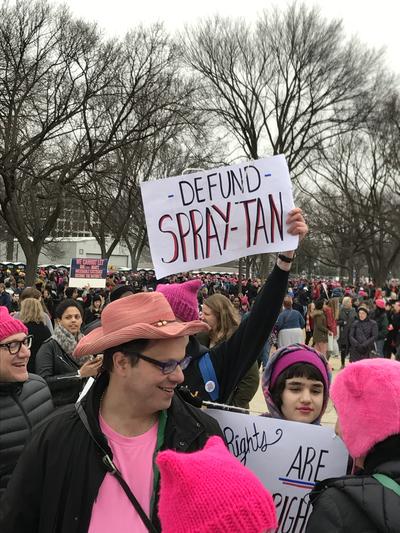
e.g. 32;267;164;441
156;436;277;533
156;279;201;322
331;358;400;458
0;306;28;341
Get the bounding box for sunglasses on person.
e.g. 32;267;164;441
0;335;33;355
129;352;192;375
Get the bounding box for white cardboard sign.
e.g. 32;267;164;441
207;409;348;533
141;155;298;278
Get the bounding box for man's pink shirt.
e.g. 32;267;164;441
88;415;158;533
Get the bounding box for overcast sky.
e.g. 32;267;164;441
52;0;400;73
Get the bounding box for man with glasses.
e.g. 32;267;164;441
0;307;54;499
0;292;223;533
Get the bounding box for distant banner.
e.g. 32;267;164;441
207;409;348;533
69;258;108;288
141;155;298;278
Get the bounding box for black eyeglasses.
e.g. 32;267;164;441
0;335;33;355
130;352;192;375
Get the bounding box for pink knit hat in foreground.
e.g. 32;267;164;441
331;358;400;458
156;436;277;533
156;280;201;322
0;306;28;342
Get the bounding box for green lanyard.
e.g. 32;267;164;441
373;473;400;497
150;410;168;515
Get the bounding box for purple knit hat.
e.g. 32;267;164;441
156;436;277;533
0;306;28;341
156;280;201;322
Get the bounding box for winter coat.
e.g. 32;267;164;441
0;371;224;533
181;264;289;402
388;311;400;348
0;292;11;311
306;435;400;533
349;318;378;362
370;309;389;341
35;338;82;407
312;310;328;343
0;375;54;499
275;308;305;331
337;307;357;350
84;308;101;326
298;288;310;307
24;321;52;373
324;306;337;335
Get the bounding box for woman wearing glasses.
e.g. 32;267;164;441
0;306;54;498
35;299;102;407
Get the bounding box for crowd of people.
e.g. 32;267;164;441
0;209;400;532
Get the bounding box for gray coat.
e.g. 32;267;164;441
0;374;54;498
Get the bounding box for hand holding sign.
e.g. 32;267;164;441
276;208;308;270
286;208;308;242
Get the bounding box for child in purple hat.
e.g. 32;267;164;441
262;343;331;425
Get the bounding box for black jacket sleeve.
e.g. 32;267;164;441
209;264;289;403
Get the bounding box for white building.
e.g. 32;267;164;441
1;238;131;269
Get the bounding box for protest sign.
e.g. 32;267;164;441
69;258;108;288
207;409;348;533
141;155;298;278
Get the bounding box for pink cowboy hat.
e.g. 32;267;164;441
73;292;209;357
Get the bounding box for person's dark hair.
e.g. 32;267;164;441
270;363;325;412
102;339;151;372
315;299;324;310
54;299;84;320
20;287;42;302
65;287;77;299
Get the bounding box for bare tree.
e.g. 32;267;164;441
182;3;384;176
181;3;387;275
0;2;192;283
303;126;400;285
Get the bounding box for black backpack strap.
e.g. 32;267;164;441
75;402;158;533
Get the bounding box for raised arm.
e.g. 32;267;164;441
208;208;308;402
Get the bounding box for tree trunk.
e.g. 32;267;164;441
21;242;42;286
238;257;244;292
130;239;146;271
258;253;273;281
245;256;251;279
6;234;14;261
125;232;147;271
105;240;120;260
99;241;107;259
339;263;348;279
